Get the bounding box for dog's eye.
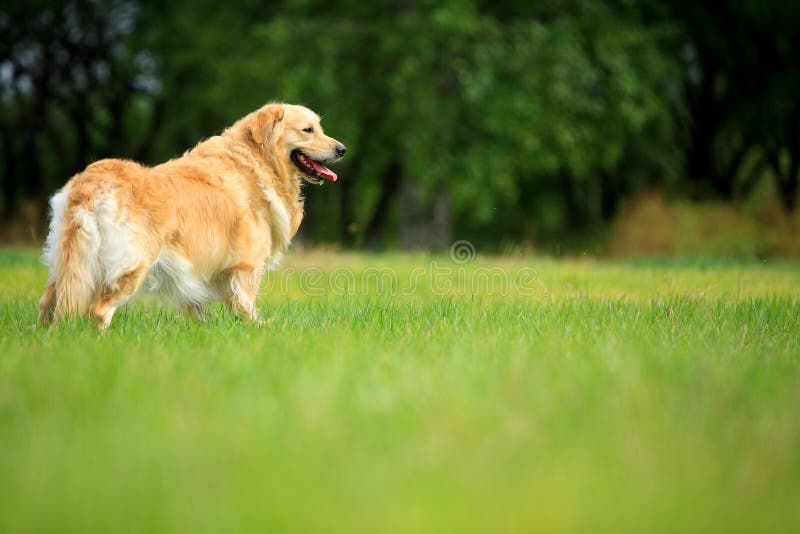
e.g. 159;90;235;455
302;127;314;133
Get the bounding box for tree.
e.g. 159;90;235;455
0;0;161;228
667;0;800;210
8;0;796;249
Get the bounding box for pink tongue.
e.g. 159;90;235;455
307;159;337;182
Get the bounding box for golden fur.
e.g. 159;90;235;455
38;103;344;328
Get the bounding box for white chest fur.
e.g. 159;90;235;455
260;184;292;256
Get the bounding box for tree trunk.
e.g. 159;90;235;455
588;172;603;225
781;152;799;212
338;176;354;247
363;159;402;249
783;105;800;212
1;131;19;221
398;175;426;250
685;66;727;197
766;147;799;213
428;185;451;251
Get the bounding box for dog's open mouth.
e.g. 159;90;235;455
291;150;338;185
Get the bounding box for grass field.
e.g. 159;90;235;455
1;248;799;533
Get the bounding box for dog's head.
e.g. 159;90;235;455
246;103;346;185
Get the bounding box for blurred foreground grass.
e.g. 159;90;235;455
1;248;799;533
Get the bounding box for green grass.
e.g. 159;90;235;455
1;248;799;533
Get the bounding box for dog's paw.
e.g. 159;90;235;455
253;316;277;327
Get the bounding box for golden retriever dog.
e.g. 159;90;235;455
38;103;345;329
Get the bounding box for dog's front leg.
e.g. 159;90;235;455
227;266;264;325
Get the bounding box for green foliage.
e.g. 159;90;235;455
137;0;681;243
2;0;799;247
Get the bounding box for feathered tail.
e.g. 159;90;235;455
40;189;100;323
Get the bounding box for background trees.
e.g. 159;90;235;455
1;0;798;249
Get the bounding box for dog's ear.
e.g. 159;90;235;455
248;105;285;145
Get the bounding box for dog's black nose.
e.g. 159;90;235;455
335;144;347;157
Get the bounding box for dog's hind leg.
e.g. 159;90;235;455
89;264;149;330
38;282;56;326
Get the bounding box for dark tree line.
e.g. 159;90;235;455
668;1;800;210
1;0;798;247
